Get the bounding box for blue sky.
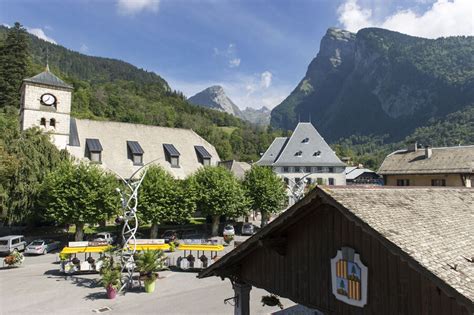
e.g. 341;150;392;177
1;0;472;109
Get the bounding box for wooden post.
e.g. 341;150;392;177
233;282;252;315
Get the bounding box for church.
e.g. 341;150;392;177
20;67;220;179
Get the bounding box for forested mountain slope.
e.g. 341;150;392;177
271;27;474;142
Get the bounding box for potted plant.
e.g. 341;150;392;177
100;266;122;299
4;251;24;267
135;250;167;293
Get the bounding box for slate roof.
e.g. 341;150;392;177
218;160;251;179
200;186;474;309
345;167;377;180
85;138;103;152
23;69;73;90
378;145;474;175
195;145;212;159
66;119;219;179
256;123;345;167
127;141;144;155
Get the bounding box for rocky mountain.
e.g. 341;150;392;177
240;106;271;126
188;85;242;117
271;27;474;142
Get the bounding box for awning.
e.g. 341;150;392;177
127;140;144;155
195;145;212;159
85;138;103;152
163;143;180;157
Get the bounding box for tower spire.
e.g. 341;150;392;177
45;47;50;72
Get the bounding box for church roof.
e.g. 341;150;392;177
23;68;73;90
256;122;345;167
66;119;220;179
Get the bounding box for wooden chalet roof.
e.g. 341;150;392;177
199;186;474;309
378;146;474;175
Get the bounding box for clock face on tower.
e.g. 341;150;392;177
40;93;57;106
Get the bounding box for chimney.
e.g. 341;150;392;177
425;146;432;159
408;142;418;152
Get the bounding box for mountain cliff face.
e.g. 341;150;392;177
188;85;242;117
271;27;474;142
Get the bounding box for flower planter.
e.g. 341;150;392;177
106;286;117;299
144;279;155;293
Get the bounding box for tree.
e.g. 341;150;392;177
41;161;119;241
192;166;249;236
243;165;287;227
0;22;30;108
4;125;65;225
138;165;196;238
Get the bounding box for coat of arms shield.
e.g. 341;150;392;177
330;247;368;307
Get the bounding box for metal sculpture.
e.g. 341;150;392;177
113;159;159;293
286;173;314;205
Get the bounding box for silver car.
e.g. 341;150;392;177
241;223;255;235
25;239;61;255
0;235;27;254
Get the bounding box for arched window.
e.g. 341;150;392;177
40;118;46;127
50;118;56;128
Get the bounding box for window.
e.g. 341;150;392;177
328;178;335;185
12;238;19;245
163;144;180;168
283;177;289;185
313;151;321;157
305;178;312;184
40;117;46;127
305;166;311;173
431;179;446;186
316;166;323;173
195;145;212;166
294;166;301;173
328;167;334;173
397;179;410;186
302;137;309;143
50;118;56;128
127;141;144;166
85;138;103;164
295;151;303;157
283;167;289;173
316;178;324;185
295;177;301;184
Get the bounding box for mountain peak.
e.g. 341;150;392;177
325;27;355;41
188;85;242;117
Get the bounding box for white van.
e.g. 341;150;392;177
0;235;27;254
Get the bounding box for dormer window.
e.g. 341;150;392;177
195;145;212;166
85;138;103;163
127;141;144;166
163;143;180;168
313;150;321;157
40;118;46;127
295;150;303;157
50;118;56;128
302;137;309;143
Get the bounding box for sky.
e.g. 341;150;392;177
1;0;473;110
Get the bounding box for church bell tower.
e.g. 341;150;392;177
20;65;73;150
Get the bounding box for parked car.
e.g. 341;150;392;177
241;223;255;235
92;232;114;244
0;235;27;255
223;225;235;237
161;230;178;243
25;239;61;255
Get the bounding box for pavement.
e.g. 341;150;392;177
0;239;296;315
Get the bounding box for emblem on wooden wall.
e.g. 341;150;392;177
330;247;368;307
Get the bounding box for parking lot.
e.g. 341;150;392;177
0;238;296;315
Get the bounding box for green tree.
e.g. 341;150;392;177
4;126;65;224
243;166;287;227
192;166;249;236
0;22;29;108
41;161;119;241
138;165;196;238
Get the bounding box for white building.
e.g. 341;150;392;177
20;67;220;179
256;122;346;193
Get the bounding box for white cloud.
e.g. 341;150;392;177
260;71;272;88
229;58;241;68
27;28;57;44
337;0;473;38
80;43;89;53
117;0;160;16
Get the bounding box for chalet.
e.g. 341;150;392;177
199;186;474;315
345;166;381;185
256;122;346;204
378;144;473;187
19;68;220;179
